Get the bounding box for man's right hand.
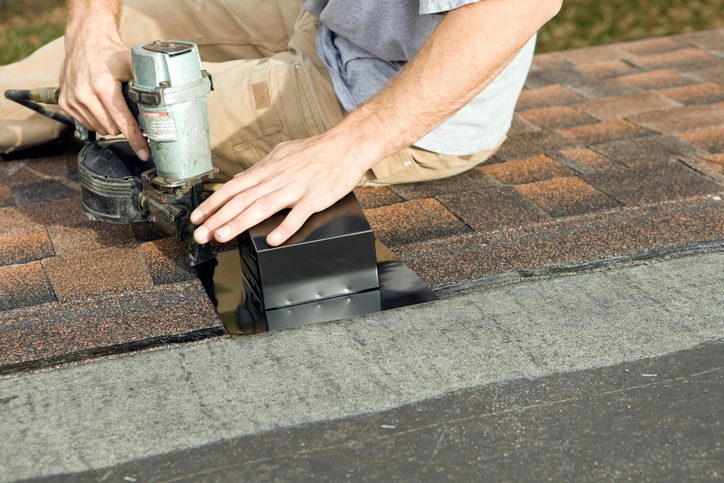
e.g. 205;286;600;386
59;1;150;160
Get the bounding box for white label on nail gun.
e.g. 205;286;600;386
143;111;178;141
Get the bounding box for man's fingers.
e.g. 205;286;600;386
267;203;314;246
59;89;113;135
190;173;265;225
84;96;120;136
207;190;297;244
193;183;277;243
104;85;150;160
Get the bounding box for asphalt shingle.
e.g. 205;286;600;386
2;30;723;372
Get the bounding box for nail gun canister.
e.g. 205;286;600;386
128;40;214;186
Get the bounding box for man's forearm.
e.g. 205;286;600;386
66;0;122;41
323;0;562;166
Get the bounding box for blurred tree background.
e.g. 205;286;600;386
1;0;724;65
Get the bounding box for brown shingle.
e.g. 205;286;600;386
585;160;723;206
554;147;619;173
657;82;724;106
681;156;724;184
572;78;643;100
0;279;222;371
630;105;724;134
519;106;597;129
557;44;631;65
439;186;550;233
531;68;593;86
516;85;585;111
0;186;13;208
42;247;153;302
0;262;55;311
389;169;498;200
577;60;639;78
397;197;724;288
139;238;196;285
508;114;541;137
480;155;574;185
11;178;80;206
679;128;724;154
516;176;620;217
676;30;724;51
494;131;577;161
590;135;701;167
0;206;54;266
49;225;136;257
0;157;68;186
353;187;403;209
0;228;54;266
576;93;678;121
16;196;137;256
618;69;695;90
621;37;690;56
558;120;654;145
628;48;717;70
680;64;724;84
365;198;470;247
530;52;573;70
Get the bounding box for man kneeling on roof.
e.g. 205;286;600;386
0;0;562;245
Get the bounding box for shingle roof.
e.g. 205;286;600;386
1;30;723;373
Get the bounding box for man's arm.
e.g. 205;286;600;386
60;0;150;159
192;0;562;246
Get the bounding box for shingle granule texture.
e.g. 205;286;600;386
438;187;550;233
139;238;197;285
679;127;724;154
553;148;619;173
11;178;80;206
0;263;55;311
389;169;498;200
0;186;14;208
43;247;154;302
558;120;654;145
0;280;221;371
516;176;620;217
618;69;694;90
353;187;403;209
585;160;723;206
365;198;470;247
658;82;724;106
589;135;700;167
397;197;724;289
4;30;724;371
480;155;574;185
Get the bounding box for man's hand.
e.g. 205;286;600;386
60;0;150;160
192;0;562;246
191;134;371;247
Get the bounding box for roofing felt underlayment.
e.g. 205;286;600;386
1;30;723;373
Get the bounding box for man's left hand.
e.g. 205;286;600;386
190;135;370;247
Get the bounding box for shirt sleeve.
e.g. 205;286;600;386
419;0;482;15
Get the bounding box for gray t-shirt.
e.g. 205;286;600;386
304;0;536;155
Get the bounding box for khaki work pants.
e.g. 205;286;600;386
0;0;499;186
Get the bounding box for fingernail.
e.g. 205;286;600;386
215;227;230;241
268;232;281;246
139;149;150;161
190;210;202;224
194;226;209;242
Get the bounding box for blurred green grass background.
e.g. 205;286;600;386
1;0;724;65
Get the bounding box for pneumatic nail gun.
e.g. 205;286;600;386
5;40;216;266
